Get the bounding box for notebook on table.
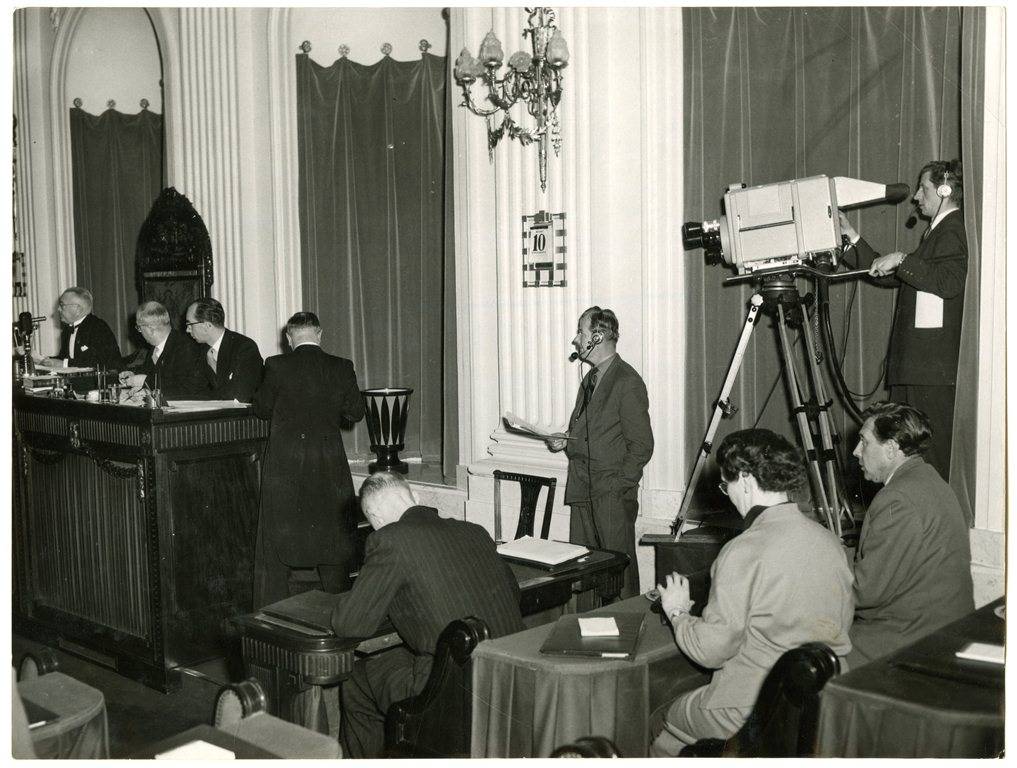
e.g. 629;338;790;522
539;612;646;660
497;536;590;571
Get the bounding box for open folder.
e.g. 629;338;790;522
539;612;646;660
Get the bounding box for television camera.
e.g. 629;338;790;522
672;174;910;540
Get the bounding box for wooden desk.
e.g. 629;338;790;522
13;393;269;691
816;597;1004;757
232;548;630;731
470;596;709;758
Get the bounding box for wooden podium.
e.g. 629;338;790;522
13;393;269;691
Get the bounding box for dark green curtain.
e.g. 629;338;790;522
683;8;979;514
70;107;163;353
296;52;456;475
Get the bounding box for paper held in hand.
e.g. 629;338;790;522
502;412;568;440
497;535;589;566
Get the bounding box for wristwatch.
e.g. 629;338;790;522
668;605;692;623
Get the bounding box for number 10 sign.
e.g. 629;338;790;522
521;210;567;287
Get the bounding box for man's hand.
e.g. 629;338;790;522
119;372;147;392
41;357;62;368
837;211;859;243
545;433;568;452
869;251;906;277
657;572;693;620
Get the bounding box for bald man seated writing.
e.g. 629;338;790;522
332;473;524;759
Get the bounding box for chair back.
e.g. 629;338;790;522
493;470;557;541
385;617;490;758
733;642;840;756
679;642;840;758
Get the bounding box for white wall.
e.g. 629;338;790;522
290;7;446;64
65;8;162;114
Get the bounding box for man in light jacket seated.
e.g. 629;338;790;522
652;428;854;756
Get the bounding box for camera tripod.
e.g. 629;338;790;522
671;270;861;539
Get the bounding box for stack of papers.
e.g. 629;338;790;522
579;617;620;637
165;400;248;411
955;642;1005;665
155;740;235;760
497;536;589;566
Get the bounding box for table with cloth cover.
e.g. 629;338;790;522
816;597;1004;758
18;671;110;759
470;595;709;757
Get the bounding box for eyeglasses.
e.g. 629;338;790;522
136;323;160;331
185;320;204;327
58;302;82;309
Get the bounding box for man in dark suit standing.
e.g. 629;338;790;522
119;301;209;399
546;306;654;600
839;159;967;479
848;401;973;667
184;297;263;402
252;311;365;608
332;472;524;759
37;287;121;370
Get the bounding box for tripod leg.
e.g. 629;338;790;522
775;304;836;531
798;303;850;536
671;295;765;536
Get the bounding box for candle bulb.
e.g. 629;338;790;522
478;30;504;68
545;29;569;68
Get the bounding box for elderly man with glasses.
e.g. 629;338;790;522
30;287;121;370
118;301;210;400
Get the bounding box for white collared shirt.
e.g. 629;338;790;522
293;341;320;349
208;328;226;361
152;337;168;364
65;314;87;365
928;206;959;233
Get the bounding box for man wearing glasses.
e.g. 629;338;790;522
118;301;209;400
34;287;121;370
184;297;263;402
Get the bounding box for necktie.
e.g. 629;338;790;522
207;347;217;374
579;369;598;414
152;346;161;365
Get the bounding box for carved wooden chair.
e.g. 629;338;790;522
384;617;489;758
493;469;557;543
680;642;840;757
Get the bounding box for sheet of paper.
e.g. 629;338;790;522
497;536;589;565
165;400;248;411
955;642;1004;665
502;411;568;440
33;364;94;373
914;291;943;329
155;740;236;760
579;617;620;637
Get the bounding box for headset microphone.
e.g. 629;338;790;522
904;214;918;229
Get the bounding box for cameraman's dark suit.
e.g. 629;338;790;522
203;329;263;402
564;354;654;598
252;343;364;607
57;313;121;370
854;210;967;478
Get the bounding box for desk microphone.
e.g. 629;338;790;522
905;214;918;229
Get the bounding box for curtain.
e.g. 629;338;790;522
296;52;456;473
949;8;985;524
683;8;975;510
70;107;163;353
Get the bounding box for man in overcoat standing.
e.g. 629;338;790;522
253;311;365;607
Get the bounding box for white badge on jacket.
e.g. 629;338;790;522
914;291;943;329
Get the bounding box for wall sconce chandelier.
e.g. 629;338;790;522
454;7;569;192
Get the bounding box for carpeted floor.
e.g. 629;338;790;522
12;633;238;758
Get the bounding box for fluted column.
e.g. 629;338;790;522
637;8;685;524
174;8;247;332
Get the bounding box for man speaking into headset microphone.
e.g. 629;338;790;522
838;159;968;480
546;306;654;602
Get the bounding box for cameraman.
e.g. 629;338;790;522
838;159;967;480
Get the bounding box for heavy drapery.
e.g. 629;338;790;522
682;7;981;519
296;52;457;477
70;107;163;353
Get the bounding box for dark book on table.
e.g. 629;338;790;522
539;612;646;660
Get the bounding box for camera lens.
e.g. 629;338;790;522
682;220;724;262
